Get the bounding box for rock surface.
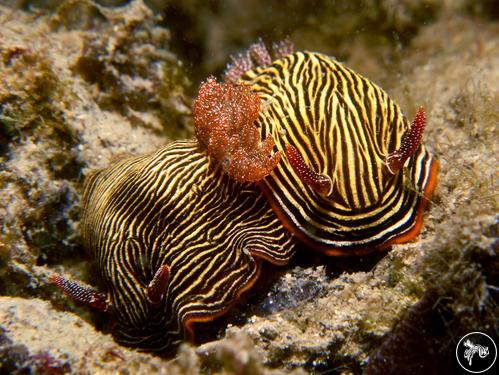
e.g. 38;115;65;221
0;296;171;374
0;0;190;301
1;296;307;374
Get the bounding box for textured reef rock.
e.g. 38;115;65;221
0;297;306;374
0;297;171;374
0;1;191;372
1;0;498;374
0;0;190;301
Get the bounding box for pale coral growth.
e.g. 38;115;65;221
194;77;281;182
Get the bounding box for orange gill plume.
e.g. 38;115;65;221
193;76;281;182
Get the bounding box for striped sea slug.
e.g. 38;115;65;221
53;140;295;352
52;39;438;353
197;39;438;255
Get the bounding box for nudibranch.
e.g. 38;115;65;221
53;140;295;352
195;40;438;255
